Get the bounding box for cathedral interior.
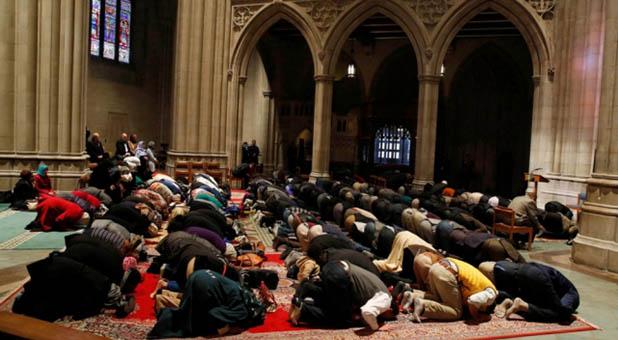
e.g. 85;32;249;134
0;0;618;339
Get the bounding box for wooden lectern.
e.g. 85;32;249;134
524;173;549;202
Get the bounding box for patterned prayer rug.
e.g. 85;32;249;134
0;253;599;340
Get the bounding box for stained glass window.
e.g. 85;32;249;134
374;126;411;165
118;0;131;63
89;0;101;56
90;0;132;63
103;0;117;60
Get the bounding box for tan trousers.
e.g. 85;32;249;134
155;289;182;313
418;263;463;320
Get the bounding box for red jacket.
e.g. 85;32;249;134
72;191;101;208
34;174;53;196
37;197;83;231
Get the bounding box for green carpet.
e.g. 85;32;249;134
0;210;75;250
0;203;9;212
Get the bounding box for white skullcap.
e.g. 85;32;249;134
468;287;497;308
488;196;499;207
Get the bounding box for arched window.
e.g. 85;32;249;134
374;126;411;165
90;0;132;63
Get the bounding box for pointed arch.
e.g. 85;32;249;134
323;0;429;76
432;0;552;76
230;2;322;77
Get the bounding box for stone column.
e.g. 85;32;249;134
168;0;231;171
540;0;604;207
572;0;618;272
413;75;441;188
309;75;334;180
263;91;276;173
0;0;88;191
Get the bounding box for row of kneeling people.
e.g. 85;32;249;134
241;175;579;331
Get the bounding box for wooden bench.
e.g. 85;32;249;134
492;206;534;251
173;161;202;184
0;311;112;340
369;175;387;189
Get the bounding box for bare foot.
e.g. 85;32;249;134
149;279;168;299
505;297;528;319
412;298;423;323
495;298;513;318
401;291;413;313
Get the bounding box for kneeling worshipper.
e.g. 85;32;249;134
12;247;137;321
27;196;89;231
478;261;580;322
147;270;265;338
10;170;38;210
405;257;497;322
33;164;55;198
289;260;395;331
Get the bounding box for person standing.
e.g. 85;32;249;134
87;132;106;163
115;133;131;159
248;140;260;165
241;142;249;164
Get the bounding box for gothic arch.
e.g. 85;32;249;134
431;0;552;76
322;0;429;76
230;2;322;78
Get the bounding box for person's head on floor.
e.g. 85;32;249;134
121;133;128;142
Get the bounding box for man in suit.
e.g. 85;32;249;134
87;132;106;163
115;133;131;159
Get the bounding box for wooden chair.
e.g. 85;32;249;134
567;192;586;225
492;206;534;251
204;162;224;185
0;311;112;340
228;168;244;189
369;175;387;189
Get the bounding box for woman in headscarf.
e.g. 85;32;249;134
33;165;55;198
134;141;148;159
11;170;38;209
146;141;158;172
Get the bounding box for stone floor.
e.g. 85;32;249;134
0;237;615;339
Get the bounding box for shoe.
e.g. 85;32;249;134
115;295;136;318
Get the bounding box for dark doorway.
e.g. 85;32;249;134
436;42;533;197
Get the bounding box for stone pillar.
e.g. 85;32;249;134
572;0;618;272
168;0;231;172
309;75;334;180
540;0;604;207
0;0;88;191
413;75;441;188
263;91;276;173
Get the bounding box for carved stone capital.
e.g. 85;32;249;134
314;74;335;82
238;76;248;85
526;0;555;17
418;74;442;83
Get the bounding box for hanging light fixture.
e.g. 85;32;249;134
440;64;445;77
347;63;356;78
